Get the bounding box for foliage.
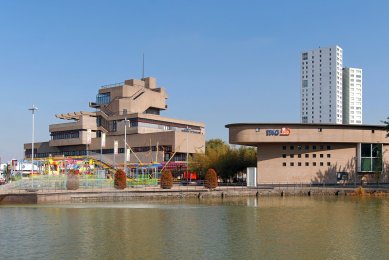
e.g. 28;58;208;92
355;186;366;196
66;170;79;190
114;169;127;189
204;168;218;189
128;178;159;186
383;116;389;137
160;169;173;189
68;169;80;175
191;139;257;182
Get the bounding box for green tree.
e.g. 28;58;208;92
160;169;173;189
114;169;127;189
191;139;230;178
191;139;257;182
237;146;257;172
204;168;218;189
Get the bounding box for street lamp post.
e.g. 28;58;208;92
186;126;191;183
124;117;128;175
28;105;38;180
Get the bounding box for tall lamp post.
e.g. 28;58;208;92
185;126;191;182
124;117;129;175
28;105;38;178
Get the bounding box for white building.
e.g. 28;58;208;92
342;68;363;124
301;45;343;124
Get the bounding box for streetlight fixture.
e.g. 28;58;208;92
28;105;38;179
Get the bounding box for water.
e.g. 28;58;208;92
1;197;389;259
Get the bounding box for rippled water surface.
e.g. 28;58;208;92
1;197;389;259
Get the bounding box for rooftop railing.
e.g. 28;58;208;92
100;82;124;89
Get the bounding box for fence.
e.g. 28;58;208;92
2;177;389;194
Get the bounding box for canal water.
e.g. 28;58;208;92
1;197;389;259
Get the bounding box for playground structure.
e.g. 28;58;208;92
15;153;163;187
10;138;196;188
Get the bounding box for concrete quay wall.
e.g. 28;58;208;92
1;187;389;205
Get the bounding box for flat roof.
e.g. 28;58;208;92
56;111;96;121
225;123;386;130
226;122;389;145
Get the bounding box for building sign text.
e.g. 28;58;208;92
266;128;291;136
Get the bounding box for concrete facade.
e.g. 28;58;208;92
226;123;389;185
343;68;363;124
24;77;205;167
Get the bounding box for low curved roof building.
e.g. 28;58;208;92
226;123;389;185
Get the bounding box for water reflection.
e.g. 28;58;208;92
1;197;389;259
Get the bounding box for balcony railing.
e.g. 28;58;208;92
100;82;124;89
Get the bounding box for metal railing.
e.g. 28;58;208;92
2;177;389;194
100;82;124;89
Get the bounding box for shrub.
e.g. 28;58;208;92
160;169;173;189
114;169;127;189
204;168;218;189
355;186;366;196
66;169;79;190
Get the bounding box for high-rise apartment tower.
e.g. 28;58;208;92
300;45;363;125
342;68;363;124
301;45;343;124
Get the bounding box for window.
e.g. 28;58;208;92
51;130;80;140
298;154;302;158
327;154;331;158
320;162;324;166
320;154;324;158
305;154;309;158
282;146;287;150
298;162;302;166
111;120;117;132
282;154;287;158
290;162;294;166
96;92;111;105
327;145;331;150
290;146;294;150
359;143;383;172
327;162;331;166
305;162;309;166
312;145;317;150
313;162;316;166
305;145;309;150
290;154;294;158
283;162;286;167
313;154;316;158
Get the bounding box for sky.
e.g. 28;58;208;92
0;0;388;162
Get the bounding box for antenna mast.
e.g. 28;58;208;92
142;53;145;79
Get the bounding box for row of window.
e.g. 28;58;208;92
283;162;331;167
97;116;203;134
282;153;331;159
301;57;338;62
97;117;117;132
27;145;175;160
282;145;331;151
96;93;111;105
51;131;80;140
